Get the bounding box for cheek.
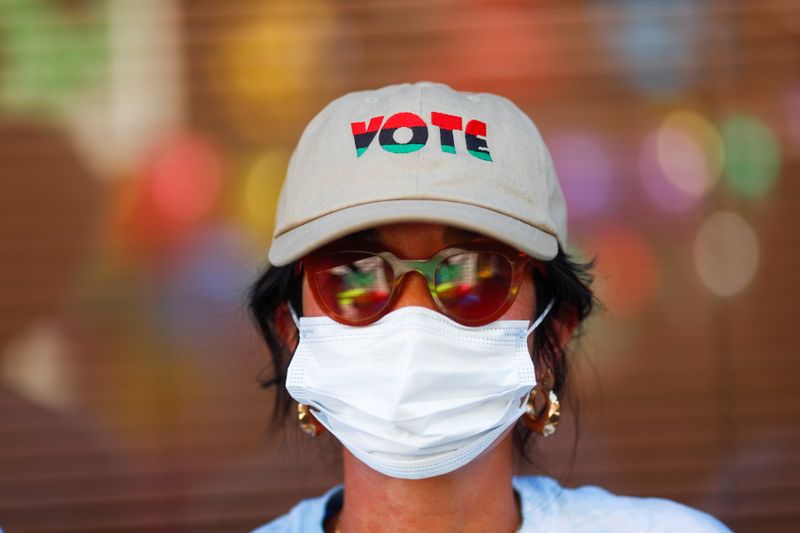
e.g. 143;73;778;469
511;275;537;355
302;275;326;317
501;272;536;322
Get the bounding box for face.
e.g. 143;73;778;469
302;222;538;324
298;222;542;471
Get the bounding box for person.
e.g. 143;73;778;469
246;82;731;532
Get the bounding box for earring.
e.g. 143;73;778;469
523;371;560;437
297;403;325;436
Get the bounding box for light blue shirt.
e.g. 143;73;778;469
251;475;731;532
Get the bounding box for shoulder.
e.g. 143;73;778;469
250;485;343;533
513;476;732;533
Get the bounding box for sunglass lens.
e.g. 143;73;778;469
434;252;513;322
315;252;393;322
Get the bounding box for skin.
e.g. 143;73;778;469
296;222;576;533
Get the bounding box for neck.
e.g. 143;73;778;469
332;433;520;533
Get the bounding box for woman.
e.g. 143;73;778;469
247;82;730;532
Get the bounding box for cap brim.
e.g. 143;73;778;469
268;199;558;266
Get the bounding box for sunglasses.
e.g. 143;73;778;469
302;240;534;326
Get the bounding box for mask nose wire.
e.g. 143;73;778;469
525;297;556;337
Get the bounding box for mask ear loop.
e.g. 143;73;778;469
285;302;326;437
526;297;555;337
288;302;301;329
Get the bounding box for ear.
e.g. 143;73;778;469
274;302;299;353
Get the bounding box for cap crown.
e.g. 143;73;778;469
271;82;567;262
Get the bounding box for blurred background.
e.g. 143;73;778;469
0;0;798;531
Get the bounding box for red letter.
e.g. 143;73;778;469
351;116;384;157
431;112;463;154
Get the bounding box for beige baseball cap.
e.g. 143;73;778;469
268;81;567;266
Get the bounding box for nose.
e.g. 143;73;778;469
391;271;436;311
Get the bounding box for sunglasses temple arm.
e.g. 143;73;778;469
526;297;555;337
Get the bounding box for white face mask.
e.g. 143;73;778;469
286;300;554;480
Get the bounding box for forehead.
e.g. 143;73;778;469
335;223;483;258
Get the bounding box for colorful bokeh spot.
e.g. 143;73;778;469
597;0;708;96
694;211;760;297
150;134;223;224
550;133;615;219
155;224;262;350
639;131;699;212
240;150;290;241
639;109;724;213
110;133;224;264
213;0;350;141
0;0;109;110
658;110;723;197
410;5;559;99
721;114;781;199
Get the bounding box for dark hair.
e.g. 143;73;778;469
246;247;595;462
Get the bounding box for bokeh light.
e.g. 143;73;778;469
213;0;354;141
640;130;699;212
581;225;659;318
721;114;781;199
240;150;291;241
411;5;558;99
694;211;760;297
110;133;224;264
550;133;615;219
150;134;223;224
155;224;261;350
658;110;724;196
596;0;708;96
639;109;723;212
0;0;109;110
